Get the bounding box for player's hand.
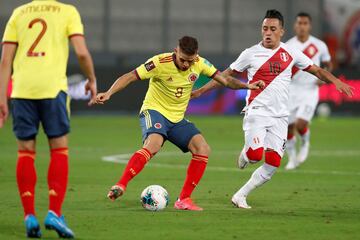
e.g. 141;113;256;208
85;79;97;106
335;81;354;97
0;98;9;128
95;92;111;104
247;80;265;90
191;89;203;99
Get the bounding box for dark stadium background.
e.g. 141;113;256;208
1;0;359;114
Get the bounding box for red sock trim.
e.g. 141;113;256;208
265;151;281;167
287;133;295;140
192;154;208;163
298;127;308;136
136;148;152;162
51;147;69;155
18;150;36;159
246;147;264;162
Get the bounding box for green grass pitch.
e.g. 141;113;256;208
0;115;359;239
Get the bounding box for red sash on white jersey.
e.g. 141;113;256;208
248;48;293;105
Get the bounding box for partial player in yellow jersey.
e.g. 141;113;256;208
95;36;264;211
0;0;97;238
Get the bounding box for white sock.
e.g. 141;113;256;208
236;163;277;197
286;136;297;162
300;129;310;144
286;136;296;150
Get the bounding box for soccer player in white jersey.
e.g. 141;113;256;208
285;12;333;170
192;9;353;209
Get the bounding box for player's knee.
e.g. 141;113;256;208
265;150;281;167
193;143;211;156
296;120;308;134
246;147;264;162
143;134;164;154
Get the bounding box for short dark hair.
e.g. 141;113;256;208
178;36;198;55
264;9;284;27
296;12;312;22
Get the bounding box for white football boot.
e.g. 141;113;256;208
231;194;251;209
297;140;310;164
237;149;249;169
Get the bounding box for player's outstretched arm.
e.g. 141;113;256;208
95;71;139;104
191;68;232;99
213;72;265;90
71;36;97;106
191;79;221;99
306;65;354;97
316;61;333;86
192;69;265;99
0;44;17;128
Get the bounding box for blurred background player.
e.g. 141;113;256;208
0;0;97;238
285;12;333;170
192;9;353;209
95;36;264;211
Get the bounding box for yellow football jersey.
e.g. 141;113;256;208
2;0;84;99
135;53;218;123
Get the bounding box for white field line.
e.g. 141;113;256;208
102;150;360;176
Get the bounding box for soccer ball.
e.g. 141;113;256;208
140;185;169;211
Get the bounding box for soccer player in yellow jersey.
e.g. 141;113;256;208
0;0;97;238
95;36;264;211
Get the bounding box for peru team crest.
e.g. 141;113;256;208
188;73;198;82
280;52;289;62
308;46;316;56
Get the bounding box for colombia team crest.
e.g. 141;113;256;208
188;73;198;82
154;123;162;129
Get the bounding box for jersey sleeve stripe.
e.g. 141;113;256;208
159;59;173;63
159;56;172;60
302;64;312;71
68;33;84;39
1;41;18;46
231;69;242;74
133;70;141;80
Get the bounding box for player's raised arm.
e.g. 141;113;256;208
95;71;139;104
0;43;17;128
306;65;354;96
70;36;97;105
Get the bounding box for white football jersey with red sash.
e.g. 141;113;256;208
230;42;313;118
287;35;331;87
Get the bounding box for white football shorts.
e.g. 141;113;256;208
242;114;288;158
288;86;319;124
